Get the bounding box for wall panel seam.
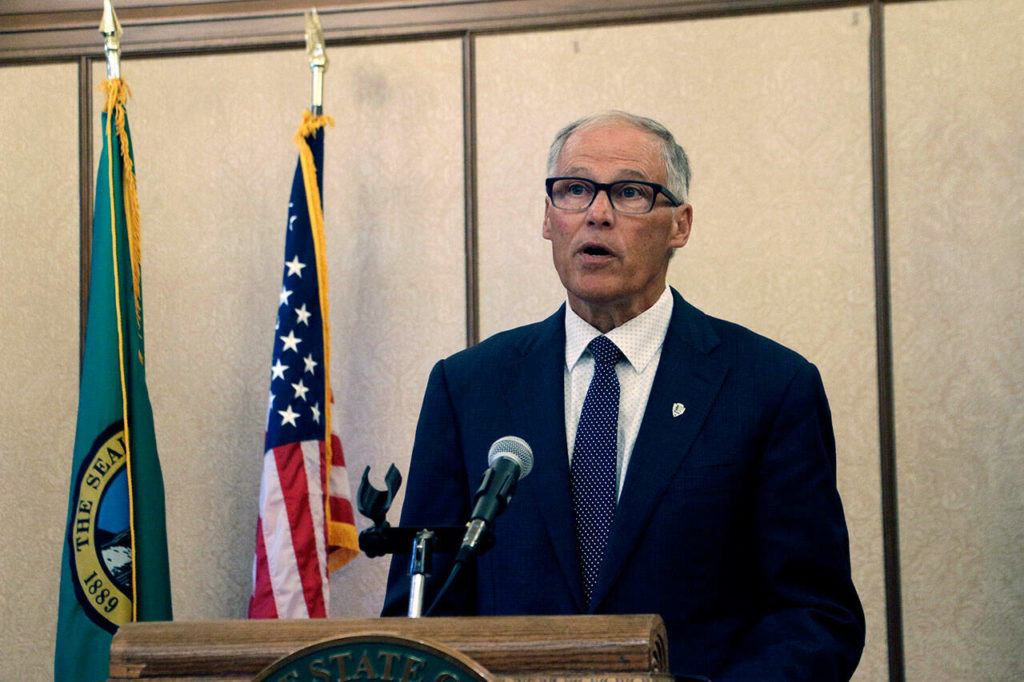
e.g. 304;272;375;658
869;2;904;680
462;31;480;348
77;54;93;374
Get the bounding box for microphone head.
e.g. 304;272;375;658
487;436;534;479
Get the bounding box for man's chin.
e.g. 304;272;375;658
566;279;624;304
566;285;637;315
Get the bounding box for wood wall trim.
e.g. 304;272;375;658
868;2;905;679
461;32;480;348
1;0;865;62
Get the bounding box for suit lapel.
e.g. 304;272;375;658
589;291;729;610
504;306;587;610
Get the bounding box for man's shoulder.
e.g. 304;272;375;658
711;314;809;364
443;306;564;368
671;292;815;373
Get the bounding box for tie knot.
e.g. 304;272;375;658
588;335;622;367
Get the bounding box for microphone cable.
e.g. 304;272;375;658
423;560;464;616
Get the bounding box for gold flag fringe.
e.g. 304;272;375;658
101;78;144;364
293;112;357;572
100;77;140;620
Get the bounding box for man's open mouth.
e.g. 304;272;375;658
580;244;613;257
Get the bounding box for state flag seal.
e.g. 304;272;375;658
67;420;133;632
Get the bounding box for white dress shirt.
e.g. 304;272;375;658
563;287;674;500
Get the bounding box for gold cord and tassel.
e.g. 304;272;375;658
101;78;144;364
293;113;358;570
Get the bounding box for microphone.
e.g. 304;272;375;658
424;437;534;616
456;436;534;563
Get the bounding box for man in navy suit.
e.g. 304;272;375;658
383;111;865;680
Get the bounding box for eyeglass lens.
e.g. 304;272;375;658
549;179;656;214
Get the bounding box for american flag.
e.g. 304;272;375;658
249;115;358;619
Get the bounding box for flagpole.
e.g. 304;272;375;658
100;0;123;80
306;8;327;115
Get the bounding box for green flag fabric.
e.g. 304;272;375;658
55;79;172;682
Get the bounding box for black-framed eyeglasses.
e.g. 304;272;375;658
545;176;682;215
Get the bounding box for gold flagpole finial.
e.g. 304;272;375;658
99;0;124;80
305;8;328;115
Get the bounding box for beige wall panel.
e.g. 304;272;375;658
0;62;79;680
476;9;884;679
91;38;464;622
319;39;466;615
886;0;1023;679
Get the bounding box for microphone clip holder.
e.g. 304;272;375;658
357;465;471;617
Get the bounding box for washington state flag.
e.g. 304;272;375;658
54;78;172;682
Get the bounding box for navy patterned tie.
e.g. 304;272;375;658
571;335;623;606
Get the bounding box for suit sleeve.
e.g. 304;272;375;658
717;362;865;681
381;359;477;617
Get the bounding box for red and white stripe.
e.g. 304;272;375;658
249;439;332;618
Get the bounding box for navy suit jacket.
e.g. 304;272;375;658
383;289;865;680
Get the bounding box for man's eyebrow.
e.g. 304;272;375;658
561;167;650;180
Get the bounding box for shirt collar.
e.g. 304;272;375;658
564;287;674;373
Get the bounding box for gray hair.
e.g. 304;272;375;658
546;111;691;203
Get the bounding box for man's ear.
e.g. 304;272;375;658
542;197;554;240
670;203;693;248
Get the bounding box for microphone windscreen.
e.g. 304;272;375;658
487;436;534;479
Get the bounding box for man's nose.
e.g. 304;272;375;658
586;188;614;224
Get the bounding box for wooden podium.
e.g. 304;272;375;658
108;614;670;681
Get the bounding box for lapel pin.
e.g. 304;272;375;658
672;403;686;418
